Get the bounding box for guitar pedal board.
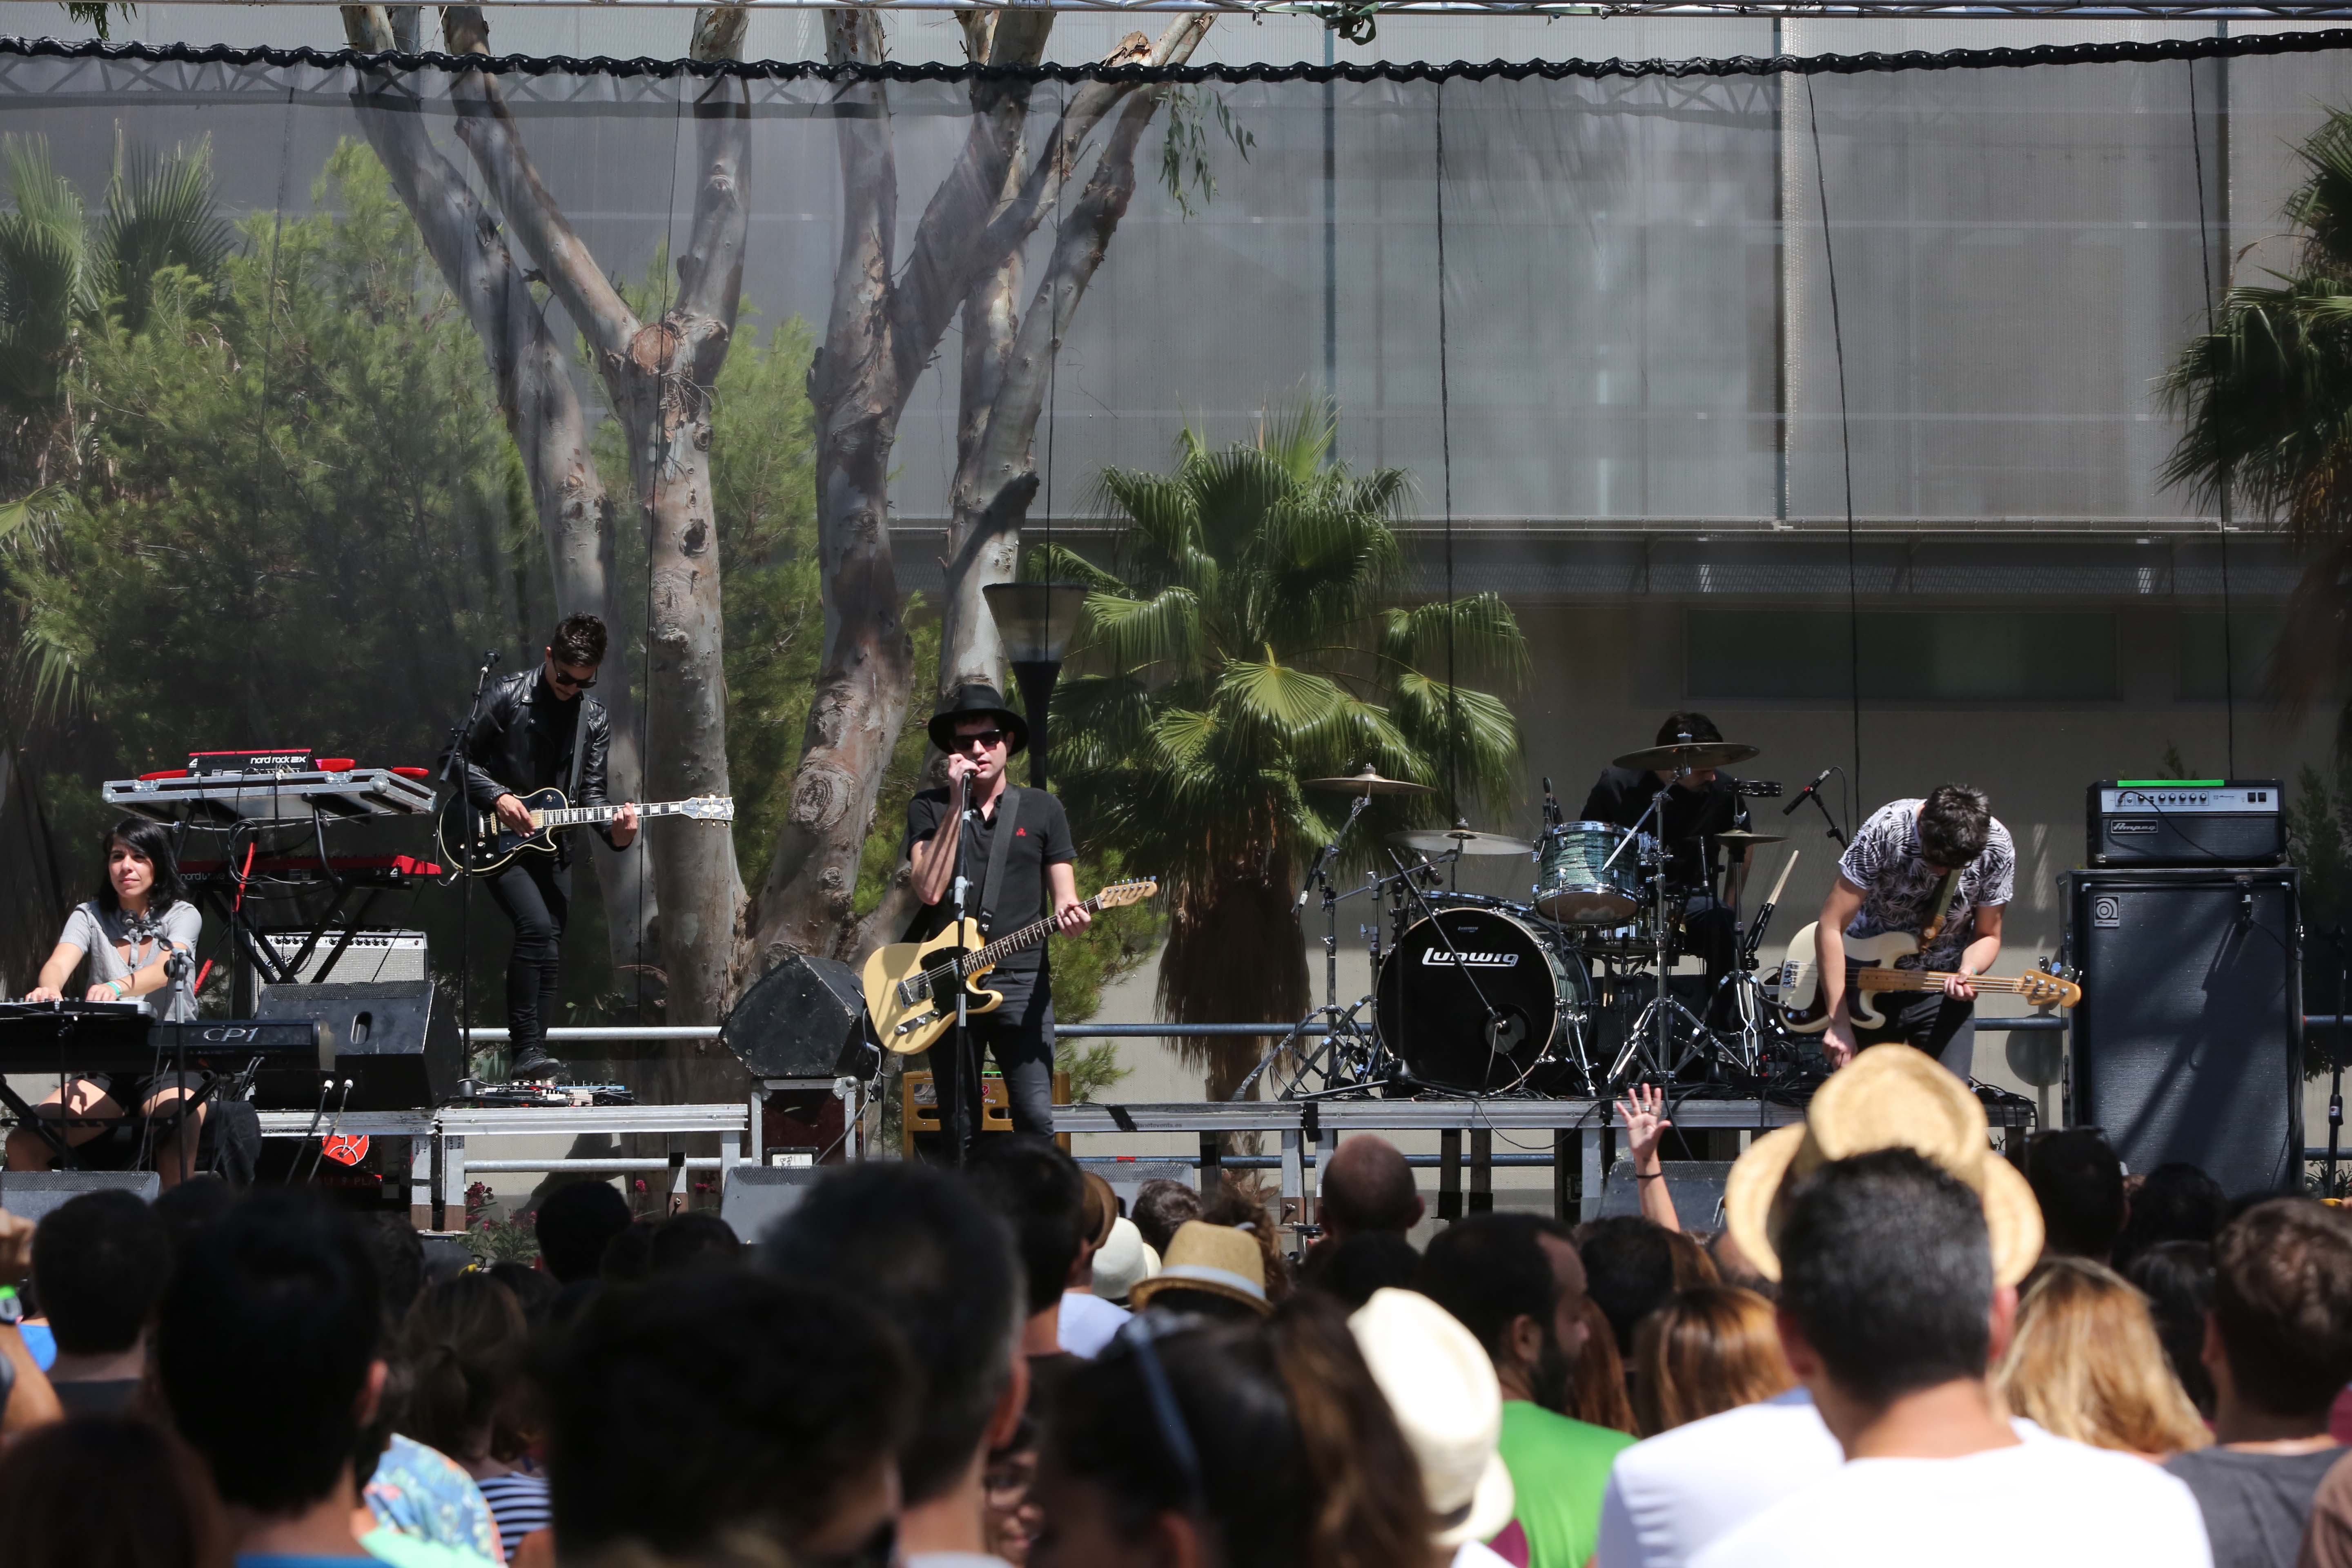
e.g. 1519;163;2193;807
2086;780;2284;867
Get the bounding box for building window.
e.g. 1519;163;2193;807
1686;610;2120;702
2177;611;2281;702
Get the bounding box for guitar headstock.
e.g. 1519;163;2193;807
2018;969;2082;1009
1094;879;1160;909
677;795;736;824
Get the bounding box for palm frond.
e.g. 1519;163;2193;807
100;134;231;332
1085;585;1203;677
1021;541;1126;595
1380;595;1531;690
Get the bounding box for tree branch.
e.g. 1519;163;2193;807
675;2;751;334
442;5;640;374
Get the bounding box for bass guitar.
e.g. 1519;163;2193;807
1773;920;2081;1033
864;879;1160;1055
437;786;735;876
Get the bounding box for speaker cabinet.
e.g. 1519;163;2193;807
724;954;879;1080
252;979;462;1110
0;1171;156;1224
722;1165;826;1247
2067;868;2303;1197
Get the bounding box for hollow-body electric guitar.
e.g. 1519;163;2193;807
864;880;1160;1055
437;786;735;876
1773;920;2081;1033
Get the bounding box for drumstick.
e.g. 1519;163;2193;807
1763;849;1799;908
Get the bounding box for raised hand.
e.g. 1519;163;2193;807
1615;1081;1673;1169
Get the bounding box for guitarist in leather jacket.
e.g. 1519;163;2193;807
459;615;640;1080
905;684;1089;1161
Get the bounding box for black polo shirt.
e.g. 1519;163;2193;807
1577;767;1746;891
906;785;1076;973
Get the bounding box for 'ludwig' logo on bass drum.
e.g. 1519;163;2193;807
1422;950;1519;966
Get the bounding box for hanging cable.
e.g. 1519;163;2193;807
2189;51;2237;776
1434;79;1459;846
1805;77;1863;808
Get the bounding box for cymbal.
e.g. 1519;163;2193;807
1613;741;1760;773
1388;827;1535;858
1305;765;1434;797
1711;830;1787;848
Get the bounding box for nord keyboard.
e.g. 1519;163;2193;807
104;763;437;826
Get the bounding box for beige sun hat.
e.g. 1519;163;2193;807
1349;1287;1517;1549
1091;1216;1157;1304
1127;1221;1270;1316
1723;1045;2044;1288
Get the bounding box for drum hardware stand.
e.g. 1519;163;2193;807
1238;804;1394;1101
1705;849;1802;1080
1604;772;1714;1091
1783;766;1848;849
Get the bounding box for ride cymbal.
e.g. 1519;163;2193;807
1305;765;1434;796
1612;741;1760;773
1388;827;1535;857
1711;830;1788;848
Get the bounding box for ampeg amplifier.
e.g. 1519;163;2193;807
2086;780;2284;867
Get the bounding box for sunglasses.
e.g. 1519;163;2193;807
952;729;1008;752
549;668;599;690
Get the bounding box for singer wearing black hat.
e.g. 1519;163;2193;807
905;684;1090;1160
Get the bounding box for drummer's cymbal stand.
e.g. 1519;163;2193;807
1602;777;1717;1090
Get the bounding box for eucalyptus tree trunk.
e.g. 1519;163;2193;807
339;4;659;996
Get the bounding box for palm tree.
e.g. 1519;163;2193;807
2163;107;2352;741
1032;400;1526;1102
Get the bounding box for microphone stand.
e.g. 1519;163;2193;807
439;651;499;1077
2331;925;2345;1198
949;769;976;1166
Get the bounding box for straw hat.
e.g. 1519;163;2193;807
1348;1287;1517;1549
1091;1216;1157;1303
1723;1045;2044;1288
1127;1221;1270;1315
1081;1171;1119;1251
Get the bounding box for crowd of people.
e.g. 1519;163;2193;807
0;1043;2342;1568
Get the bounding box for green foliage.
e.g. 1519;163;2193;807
1056;1038;1131;1103
1159;89;1256;222
59;2;134;40
1040;396;1523;1081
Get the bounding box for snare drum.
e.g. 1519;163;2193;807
1536;822;1645;924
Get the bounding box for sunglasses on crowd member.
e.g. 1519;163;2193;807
952;729;1009;753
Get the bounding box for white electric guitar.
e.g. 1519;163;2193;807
1773;921;2082;1033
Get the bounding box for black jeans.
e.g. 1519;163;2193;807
486;855;569;1061
1853;983;1977;1080
929;967;1056;1162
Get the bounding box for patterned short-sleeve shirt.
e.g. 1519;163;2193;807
1836;799;2016;970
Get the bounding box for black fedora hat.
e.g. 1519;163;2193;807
928;684;1029;757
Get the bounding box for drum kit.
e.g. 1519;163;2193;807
1238;740;1814;1104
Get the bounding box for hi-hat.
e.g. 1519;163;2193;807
1388;827;1534;857
1613;740;1760;773
1711;830;1788;849
1305;765;1434;797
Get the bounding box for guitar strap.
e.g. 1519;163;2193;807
1918;867;1964;947
565;692;590;803
977;787;1024;937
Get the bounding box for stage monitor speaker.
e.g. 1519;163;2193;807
253;979;462;1110
0;1171;157;1225
721;1165;826;1247
1597;1159;1733;1228
724;954;878;1080
2067;868;2303;1197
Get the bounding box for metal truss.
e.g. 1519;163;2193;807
98;0;2352;15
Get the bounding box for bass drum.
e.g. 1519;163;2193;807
1376;906;1592;1094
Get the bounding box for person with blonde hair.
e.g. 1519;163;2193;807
1995;1256;2211;1459
1632;1285;1796;1438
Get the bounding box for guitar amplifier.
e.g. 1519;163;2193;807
2086;780;2284;867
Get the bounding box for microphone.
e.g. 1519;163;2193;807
1542;776;1561;828
1783;768;1832;817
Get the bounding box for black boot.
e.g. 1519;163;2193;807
510;1046;568;1082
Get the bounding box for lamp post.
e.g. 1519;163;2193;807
982;582;1088;789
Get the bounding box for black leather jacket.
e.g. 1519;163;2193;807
458;669;619;862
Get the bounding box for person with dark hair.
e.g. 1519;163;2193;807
2163;1200;2352;1568
539;1268;912;1564
1563;1294;1637;1438
458;614;639;1082
357;1212;429;1326
1131;1178;1202;1258
1318;1136;1424;1244
904;685;1087;1157
1130;1223;1274;1323
1691;1058;2207;1567
393;1272;545;1562
31;1188;170;1417
2025;1127;2129;1261
648;1210;740;1274
1578;712;1755;996
762;1161;1025;1567
485;1262;557;1327
967;1136;1088;1388
1811;783;2013;1076
2116;1163;2230;1271
1301;1230;1422;1312
1630;1286;1795;1439
1058;1172;1131;1358
0;1415;227;1568
1576;1216;1678;1361
1419;1212;1631;1568
2129;1240;2220;1417
1033;1296;1431;1568
12;818;209;1184
156;1192;488;1568
532;1181;629;1287
154;1175;236;1252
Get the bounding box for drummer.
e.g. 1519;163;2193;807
1577;711;1753;992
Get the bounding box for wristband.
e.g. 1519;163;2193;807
1636;1172;1665;1182
0;1287;24;1326
108;978;128;998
